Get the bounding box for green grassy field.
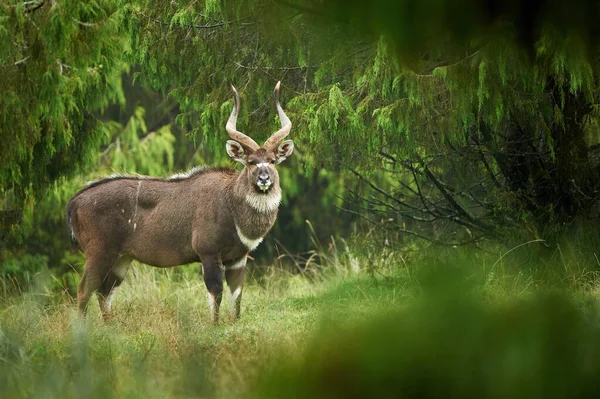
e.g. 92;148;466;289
2;248;600;398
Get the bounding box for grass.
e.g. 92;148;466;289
0;260;411;398
2;244;600;398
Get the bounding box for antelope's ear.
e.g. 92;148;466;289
226;140;247;164
276;140;294;164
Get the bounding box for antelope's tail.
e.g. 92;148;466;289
66;198;80;250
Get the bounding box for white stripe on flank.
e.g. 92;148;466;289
235;225;263;252
130;180;142;232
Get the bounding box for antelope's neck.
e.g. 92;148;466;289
232;184;281;240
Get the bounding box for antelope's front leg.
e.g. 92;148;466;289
225;256;247;320
201;256;223;323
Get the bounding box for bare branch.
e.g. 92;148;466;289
24;0;44;13
409;167;444;218
417;156;495;234
14;56;30;66
72;18;96;27
234;62;317;71
472;133;502;187
350;168;416;211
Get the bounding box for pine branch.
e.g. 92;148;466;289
233;62;317;71
132;9;255;30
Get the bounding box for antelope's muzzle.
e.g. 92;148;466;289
257;171;271;192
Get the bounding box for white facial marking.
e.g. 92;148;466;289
245;191;281;213
227;257;247;270
235;225;264;252
256;162;269;168
133;222;137;231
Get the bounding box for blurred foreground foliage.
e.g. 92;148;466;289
257;292;600;399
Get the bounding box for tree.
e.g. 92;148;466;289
4;0;600;273
0;0;132;239
125;0;600;244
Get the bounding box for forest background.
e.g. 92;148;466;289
3;0;600;289
4;1;600;397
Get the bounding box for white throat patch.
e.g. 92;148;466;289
235;225;264;252
245;191;281;213
226;257;247;270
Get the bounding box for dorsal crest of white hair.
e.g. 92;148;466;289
167;166;208;180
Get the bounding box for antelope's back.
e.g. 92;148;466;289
67;170;238;266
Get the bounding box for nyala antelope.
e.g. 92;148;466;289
67;82;294;322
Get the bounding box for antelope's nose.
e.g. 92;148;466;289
258;173;270;184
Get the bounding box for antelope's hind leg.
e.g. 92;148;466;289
201;256;223;323
96;256;131;321
225;257;247;320
77;251;119;317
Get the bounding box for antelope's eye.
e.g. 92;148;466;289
248;160;256;166
270;159;276;164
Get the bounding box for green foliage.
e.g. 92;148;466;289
1;254;48;283
108;106;175;174
4;0;600;281
0;0;132;236
1;104;177;293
